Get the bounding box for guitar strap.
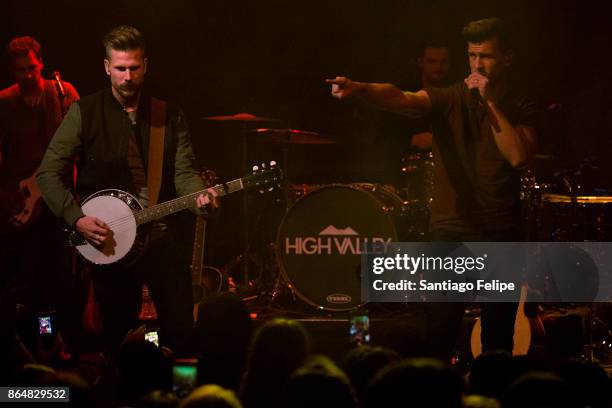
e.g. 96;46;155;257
43;79;65;145
147;97;167;206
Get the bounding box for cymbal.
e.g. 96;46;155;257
249;128;336;145
203;112;280;122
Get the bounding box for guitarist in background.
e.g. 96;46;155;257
0;36;79;338
37;26;219;353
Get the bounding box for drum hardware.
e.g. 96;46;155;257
396;150;433;241
248;128;337;211
224;252;263;295
521;163;612;241
352;183;401;208
586;315;612;363
538;193;612;241
224;176;280;296
520;168;553;240
265;243;300;307
247;128;336;182
202;112;281;123
286;184;325;208
248;128;337;145
201;114;284;290
401;151;432;172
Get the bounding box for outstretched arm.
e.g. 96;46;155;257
325;76;432;114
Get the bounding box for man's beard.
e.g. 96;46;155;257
18;77;41;91
117;83;139;98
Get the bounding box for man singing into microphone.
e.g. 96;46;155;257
327;18;538;358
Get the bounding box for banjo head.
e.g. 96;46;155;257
76;190;141;265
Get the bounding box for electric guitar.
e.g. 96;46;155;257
7;172;44;230
69;163;282;266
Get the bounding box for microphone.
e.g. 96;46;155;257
53;71;66;97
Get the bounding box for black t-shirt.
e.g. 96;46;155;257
425;82;539;233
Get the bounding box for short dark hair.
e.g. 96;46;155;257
418;39;450;57
103;25;146;58
462;17;511;51
5;36;42;62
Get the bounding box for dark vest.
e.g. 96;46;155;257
75;88;178;203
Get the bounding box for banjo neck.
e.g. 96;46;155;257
133;179;243;225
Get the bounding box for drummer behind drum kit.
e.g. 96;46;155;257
199;112;433;312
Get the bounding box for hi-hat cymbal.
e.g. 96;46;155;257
203;112;280;122
249;128;336;145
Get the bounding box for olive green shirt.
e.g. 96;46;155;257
37;88;205;227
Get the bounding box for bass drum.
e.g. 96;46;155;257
276;184;406;311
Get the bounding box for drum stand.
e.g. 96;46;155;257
233;127;277;294
240;128;251;290
201;113;293;299
269;246;298;306
254;137;300;309
230;154;290;306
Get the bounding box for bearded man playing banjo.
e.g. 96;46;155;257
37;26;219;352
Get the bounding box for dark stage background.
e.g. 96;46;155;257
3;0;612;267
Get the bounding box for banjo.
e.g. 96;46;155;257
69;163;282;266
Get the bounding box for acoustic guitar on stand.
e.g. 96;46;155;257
190;169;223;323
470;284;545;357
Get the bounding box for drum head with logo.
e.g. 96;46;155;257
276;184;399;311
